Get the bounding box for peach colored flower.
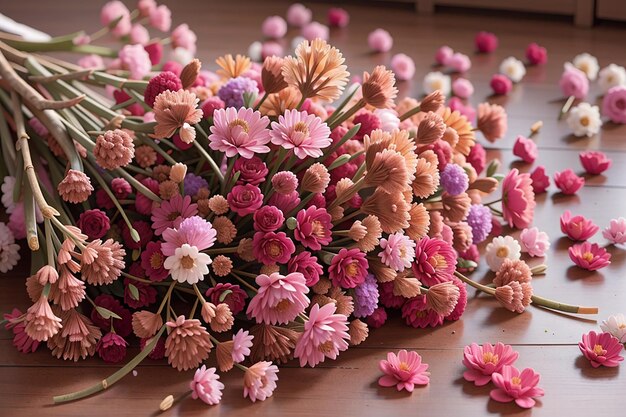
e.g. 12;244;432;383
165;315;213;371
153;90;203;142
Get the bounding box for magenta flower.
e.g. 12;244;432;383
253;205;285;232
462;343;519;386
246;272;309;325
603;217;626;244
140;241;169;282
560;63;589;99
294;206;333;250
227;184;263;217
77;209;110;240
268;190;300;213
560;210;598;241
287;252;323;286
512;135;537;163
401;295;444;328
602;86;626;124
530;166;550;194
579;151;612;175
475;31;498;53
579;331;624;368
379;232;416;272
294;303;350;367
190;365;224;405
490;74;512;95
328;248;368;289
525;43;547;65
554;169;584;195
328;7;350;28
269;110;331;159
252;231;295;265
412;236;456;286
568;242;611;271
502;168;536;229
519;227;550;257
231;329;254;363
234;156;268;185
209;107;271;158
490;366;544;408
97;332;128;363
151;194;198;236
206;283;248;315
378;350;430;392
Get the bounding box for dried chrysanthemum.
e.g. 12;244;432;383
477;103;508;142
412;151;440;198
362;189;410;234
361;65;398;108
425;281;460;316
249;323;300;364
301;163;330;193
393;273;422;298
58;169;94;203
417;112;446;145
81;239;126;286
282;39;349;101
364;148;409;195
406;203;430;241
132;310;163;338
440;107;475;156
348;319;369;346
165;315;213;371
212;216;237;244
208;195;229;215
212;255;233;277
259;87;302;117
180;58;201;90
353;215;382;252
153;90;203;142
262;56;288;94
420;90;445;113
441;192;472;222
216;54;251;79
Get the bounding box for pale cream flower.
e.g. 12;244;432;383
499;57;526;83
573;52;599;80
485;236;521;272
566;102;602;138
598;64;626;94
422;71;451;96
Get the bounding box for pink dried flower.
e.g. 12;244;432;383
412;236;456;286
579;151;612;175
151;194;198;236
118;44;151;80
153;90;203;142
530;166;550;194
554;169;584;195
287;3;312;27
569;242;611;271
162;215;217;256
243;361;279;402
475;31;498;53
149;5;171;32
24;296;62;342
452;78;474;99
490;366;544;408
602;86;626;123
463;342;519;386
560;210;598;241
294;206;333;250
328;7;350;28
262;16;287;39
502;168;536;229
519;227;550;257
246;272;309;325
270;109;331;158
252;231;295;265
329;248;369;289
490;74;513;95
171;23;197;54
231;329;254;363
81;239;126;286
302;22;329;41
271;171;298;195
378;350;430;392
209;107;271;158
58;169;93;203
512;135;537;163
165;315;213;371
190;365;224;405
200;97;225;120
294;303;350;367
603;217;626;244
144;71;183;108
100;1;131;37
446;52;471;73
111;177;131;198
78;54;104;69
560;63;589;100
4;308;39;353
206;283;248;315
94;129;135;170
368;29;393;53
390;53;415;81
378;232;416;272
97;332;128;363
227;184;263;217
579;331;624;368
144;41;163;66
435;46;453;65
525;43;547;65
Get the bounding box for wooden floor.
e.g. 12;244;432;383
1;1;626;416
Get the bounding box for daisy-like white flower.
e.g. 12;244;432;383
269;110;331;159
573;52;599;80
378;232;416;272
163;243;212;284
566;102;602;137
485;236;521;272
600;314;626;343
209;107;271;158
499;57;526;83
422;71;451;96
598;64;626;94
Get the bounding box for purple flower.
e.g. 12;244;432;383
440;164;469;196
466;204;493;244
217;76;258;108
183;173;208;196
353;274;379;318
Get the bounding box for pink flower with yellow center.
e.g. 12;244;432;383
579;330;624;367
378;232;416;272
252;231;295;265
269;109;331;159
490;365;544;408
294;206;333;250
568;241;611;271
378;349;430;392
209;107;271;158
462;342;519;386
294;303;350;367
328;248;368;289
412;236;456;286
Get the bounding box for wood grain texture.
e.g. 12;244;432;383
1;1;625;416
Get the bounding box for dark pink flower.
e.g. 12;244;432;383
530;166;550;194
579;330;624;368
554;169;584;195
97;332;128;363
287;252;323;286
560;64;589;100
205;283;248;315
490;74;512;95
602;86;626;124
475;31;498;53
490;366;544;408
151;194;198;236
569;242;611;270
135;177;159;215
252;231;295;265
328;7;349;27
144;41;163;66
253;205;284;233
378;350;430;392
268;190;300;214
379;281;405;309
234;156;269;186
525;43;547;65
412;236;456;286
113;89;144;116
227;184;264;217
401;295;444;328
4;308;39;353
294;206;333;250
91;294;132;337
502;168;536;229
328;248;368;289
77;209;110;240
141;336;166;359
448;97;476;122
111;177;132;199
467;142;486;174
512;135;537;163
140;241;169;282
124;274;157;309
121;220;153;250
445;278;467;321
560;210;599;241
580;151;612;175
463;342;519;386
367;307;388;328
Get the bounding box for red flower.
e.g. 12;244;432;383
97;332;128;363
205;283;248;315
77;209;110;240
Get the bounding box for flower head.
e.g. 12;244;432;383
294;303;350;367
490;366;544;408
463;343;519;386
153;90;202;142
94;129;135;170
190;365;224;405
390;53;415;81
579;151;612;175
379;232;416;272
560;63;589;99
573;52;599;80
567;103;602;137
252;231;295;265
475;31;498;53
598;64;626;94
227;184;263;216
58;169;93;203
579;330;623;368
602;86;626;124
465;204;492;244
600;314;626;343
440;164;469;196
569;242;611;271
270;110;331;158
209;107;271;158
243;361;279;402
499;57;526;83
490;74;512;95
368;28;393;52
165;315;212;371
329;248;369;289
246;272;310;325
560;210;598;241
81;239;126;286
423;71;451;96
412;236;456;286
512;135;537;163
97;332;128;363
485;236;521;272
163;243;211;284
603;217;626;244
144;71;182;107
519;227;550;257
502;168;535;229
525;43;547;65
151;194;198;236
530;166;550;194
378;350;430;392
24;296;62;342
294;206;333;250
361;65;398;108
554;169;584;195
217;76;259;109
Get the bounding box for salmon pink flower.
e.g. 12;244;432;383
490;366;544;408
209;107;271;158
512;135;537;163
190;365;224;405
378;350;430;392
270;110;331;159
560;210;598;241
328;248;369;289
568;242;611;271
519;227;550;257
502;168;536;229
252;231;295;265
475;31;498;53
412;236;456;286
579;151;612;175
243;361;279;402
554;169;584;195
294;206;333;250
579;331;624;368
294;303;350;367
603;217;626;244
246;272;309;325
530;166;550;194
462;342;519;386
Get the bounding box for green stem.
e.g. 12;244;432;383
399;104;422;122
